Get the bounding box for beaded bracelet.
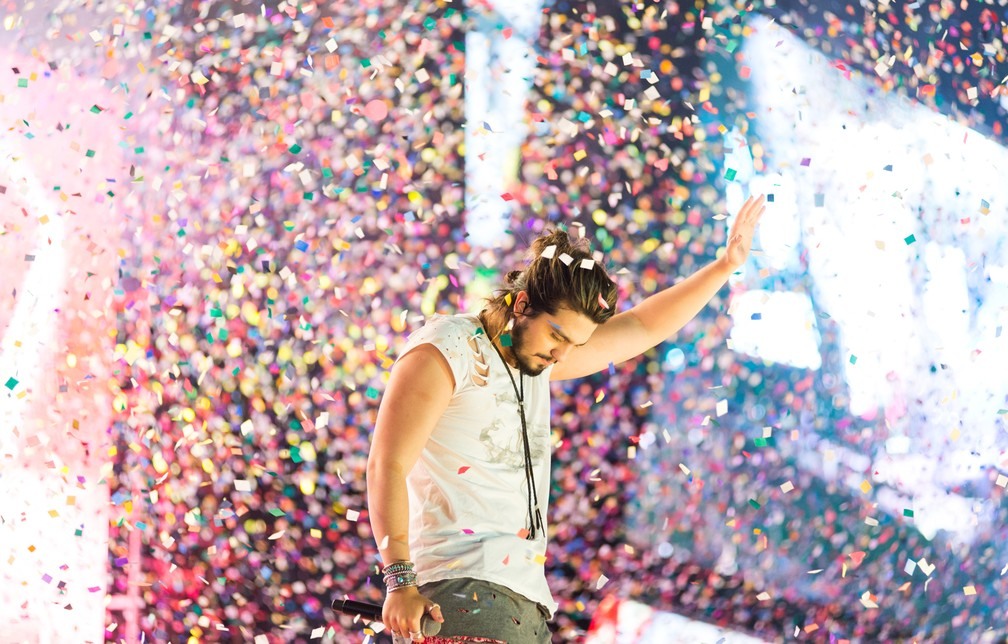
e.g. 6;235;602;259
381;561;414;576
384;570;418;592
382;561;418;592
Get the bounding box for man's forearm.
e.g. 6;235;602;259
628;255;736;346
367;463;413;564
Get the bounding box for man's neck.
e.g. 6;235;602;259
478;309;518;368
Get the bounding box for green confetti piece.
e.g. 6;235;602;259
361;58;372;68
17;78;28;88
500;333;512;347
4;377;18;390
904;234;916;245
748;499;761;510
124;111;133;119
754;437;768;447
849;355;857;365
322;167;333;178
268;508;285;517
133;146;144;154
423;16;437;29
724;167;737;181
290;446;302;463
903;509;914;518
288;143;302;154
90;105;102;113
85;149;95;158
365;386;379;400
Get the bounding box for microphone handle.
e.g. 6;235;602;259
333;598;442;636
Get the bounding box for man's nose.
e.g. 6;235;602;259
551;344;573;362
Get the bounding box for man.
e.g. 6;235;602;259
367;195;765;642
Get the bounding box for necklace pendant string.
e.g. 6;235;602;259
484;325;543;541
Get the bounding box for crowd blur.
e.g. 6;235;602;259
7;0;1001;641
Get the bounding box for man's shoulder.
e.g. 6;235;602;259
420;313;480;336
405;313;482;350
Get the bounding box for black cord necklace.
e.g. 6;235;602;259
483;323;544;541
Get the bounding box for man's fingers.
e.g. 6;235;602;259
427;602;444;621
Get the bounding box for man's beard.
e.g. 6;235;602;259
510;317;552;377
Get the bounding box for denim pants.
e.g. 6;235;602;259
392;577;552;644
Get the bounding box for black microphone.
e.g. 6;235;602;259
333;598;442;636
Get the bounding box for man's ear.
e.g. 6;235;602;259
513;290;530;316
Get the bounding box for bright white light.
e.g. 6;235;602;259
728;290;822;370
741;15;1008;535
464;1;543;247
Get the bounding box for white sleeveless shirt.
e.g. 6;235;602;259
396;314;557;615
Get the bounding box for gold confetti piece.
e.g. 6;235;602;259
756;592;771;601
596;574;609;589
679;463;691;475
579;258;595;270
860;480;872;494
780;481;794;493
540;244;557;259
963;585;976;596
996;474;1007;488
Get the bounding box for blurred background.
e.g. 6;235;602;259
1;0;1006;642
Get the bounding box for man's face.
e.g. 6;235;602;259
509;305;597;377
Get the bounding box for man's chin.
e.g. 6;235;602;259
516;360;549;377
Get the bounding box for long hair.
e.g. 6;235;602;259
481;229;618;335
